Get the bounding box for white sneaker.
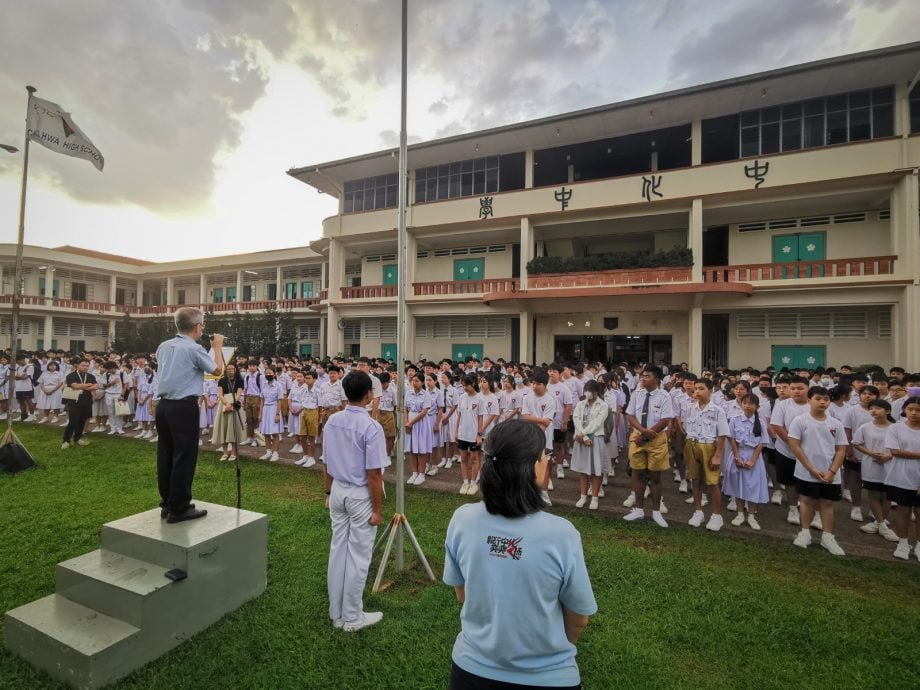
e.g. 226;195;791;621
436;458;447;468
77;439;90;446
37;417;47;424
575;495;588;508
287;432;295;438
269;451;279;462
688;510;705;528
219;453;229;462
198;438;203;446
685;495;696;504
107;429;116;435
60;442;69;450
59;419;69;426
342;611;383;632
659;499;668;515
787;506;801;525
426;466;439;477
601;474;609;486
466;481;477;495
701;495;709;507
850;507;863;522
541;490;552;506
810;514;823;531
303;457;316;468
914;542;920;562
819;533;845;556
589;497;599;510
148;435;158;443
414;474;426;486
562;459;569;468
623;492;636;508
644;486;651;499
727;497;737;512
459;482;470;495
623;507;644;522
598;487;605;498
651;511;668;528
731;513;746;527
879;522;900;542
291;444;303;455
407;472;418;485
747;514;761;531
792;529;812;549
444;459;453;470
678;479;688;494
259;450;272;460
92;427;105;433
547;479;554;491
294;456;307;466
673;469;681;482
859;520;879;534
706;514;724;532
842;489;852;503
771;490;783;506
893;540;911;560
556;466;565;480
116;429;125;435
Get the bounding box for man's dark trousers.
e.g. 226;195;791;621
155;398;199;514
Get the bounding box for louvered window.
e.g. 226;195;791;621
878;309;892;338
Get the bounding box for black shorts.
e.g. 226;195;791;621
795;479;842;501
566;418;574;433
776;452;797;485
843;459;862;473
15;390;34;400
885;485;920;507
458;439;480;453
862;480;887;493
553;429;566;444
762;447;777;465
450;661;580;690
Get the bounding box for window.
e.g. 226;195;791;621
243;285;253;302
38;278;60;298
177;289;186;305
115;287;126;305
910;82;920;134
284;282;297;299
71;282;87;301
413;153;525;203
736;311;867;339
226;286;236;302
212;287;223;303
343;173;398;213
301;281;314;298
266;283;277;300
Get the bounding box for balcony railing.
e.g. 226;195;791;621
527;266;693;289
0;296;323;315
340;285;397;299
704;256;896;283
413;278;519;296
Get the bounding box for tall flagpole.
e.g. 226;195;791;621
371;0;435;589
394;0;409;571
6;85;35;436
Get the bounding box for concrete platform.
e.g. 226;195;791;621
5;501;268;689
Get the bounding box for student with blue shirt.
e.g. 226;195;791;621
444;420;597;689
154;307;224;524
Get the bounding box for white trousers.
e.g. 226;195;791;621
105;397;123;431
327;479;377;623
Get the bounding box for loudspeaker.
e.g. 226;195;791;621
603;317;619;331
0;441;36;473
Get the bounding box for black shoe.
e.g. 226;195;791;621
161;502;194;519
166;507;207;524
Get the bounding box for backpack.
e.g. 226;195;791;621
30;365;41;387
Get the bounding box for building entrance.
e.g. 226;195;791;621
553;335;672;365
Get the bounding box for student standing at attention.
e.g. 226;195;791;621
786;387;848;555
324;371;388;632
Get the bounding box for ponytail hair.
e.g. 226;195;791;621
867;398;895;424
741;393;762;437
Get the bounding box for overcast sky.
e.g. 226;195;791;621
0;0;917;262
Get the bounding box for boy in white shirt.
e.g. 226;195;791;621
520;370;556;507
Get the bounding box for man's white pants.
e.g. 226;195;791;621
327;479;377;623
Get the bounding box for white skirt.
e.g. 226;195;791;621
259;403;284;435
570;435;608;477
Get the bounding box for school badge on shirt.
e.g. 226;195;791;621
486;535;523;561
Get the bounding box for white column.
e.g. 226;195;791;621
328;238;345;301
276;266;283;302
326;304;344;356
137;279;144;307
520;217;534;290
320;261;328;292
109;274;117;305
43;266;54;304
524;150;534;189
107;319;116;348
166;277;174;306
688;306;703;374
319;314;327;358
891;170;920;369
43;315;53;349
236;270;243;304
691;118;702;166
199;274;207;307
519;309;532;364
689;199;704;281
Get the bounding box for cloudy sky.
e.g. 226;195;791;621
0;0;917;262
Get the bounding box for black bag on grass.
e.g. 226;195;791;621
0;441;36;473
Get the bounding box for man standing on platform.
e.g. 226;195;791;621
324;370;388;632
155;307;224;524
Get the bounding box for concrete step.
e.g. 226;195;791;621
56;549;174;628
4;594;140;690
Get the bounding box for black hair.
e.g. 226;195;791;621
739;393;762;436
531;369;549;387
789;375;809;387
695;378;714;391
829;384;852;402
378;371;391;384
583;379;603;398
867;399;895;424
807;386;830;399
643;365;663;381
861;385;880;399
342;371;373;403
901;396;920;418
480;420;545;518
461;373;479;392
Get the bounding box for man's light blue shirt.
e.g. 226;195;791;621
155;334;216;400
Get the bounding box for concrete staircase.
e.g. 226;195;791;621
5;501;268;689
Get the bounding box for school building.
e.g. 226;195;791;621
2;42;920;371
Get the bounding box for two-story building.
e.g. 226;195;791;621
287;41;920;371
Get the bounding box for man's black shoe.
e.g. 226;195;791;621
166;507;208;524
161;503;194;519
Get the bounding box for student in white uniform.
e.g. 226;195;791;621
884;396;920;561
437;371;458;470
786;387;848;556
456;373;485;496
851;399;898;542
324;370;388;632
100;362;125;435
520;369;555;507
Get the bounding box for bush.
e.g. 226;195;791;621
526;248;692;274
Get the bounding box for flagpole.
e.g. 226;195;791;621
6;85;35;436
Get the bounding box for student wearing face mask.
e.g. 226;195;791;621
571;380;610;510
257;367;283;462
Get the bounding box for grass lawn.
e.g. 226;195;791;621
2;424;919;689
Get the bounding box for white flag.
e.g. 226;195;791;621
26;96;104;171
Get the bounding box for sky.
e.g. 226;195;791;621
0;0;918;262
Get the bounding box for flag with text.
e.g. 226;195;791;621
26;96;104;171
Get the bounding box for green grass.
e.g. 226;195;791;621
2;424;919;689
